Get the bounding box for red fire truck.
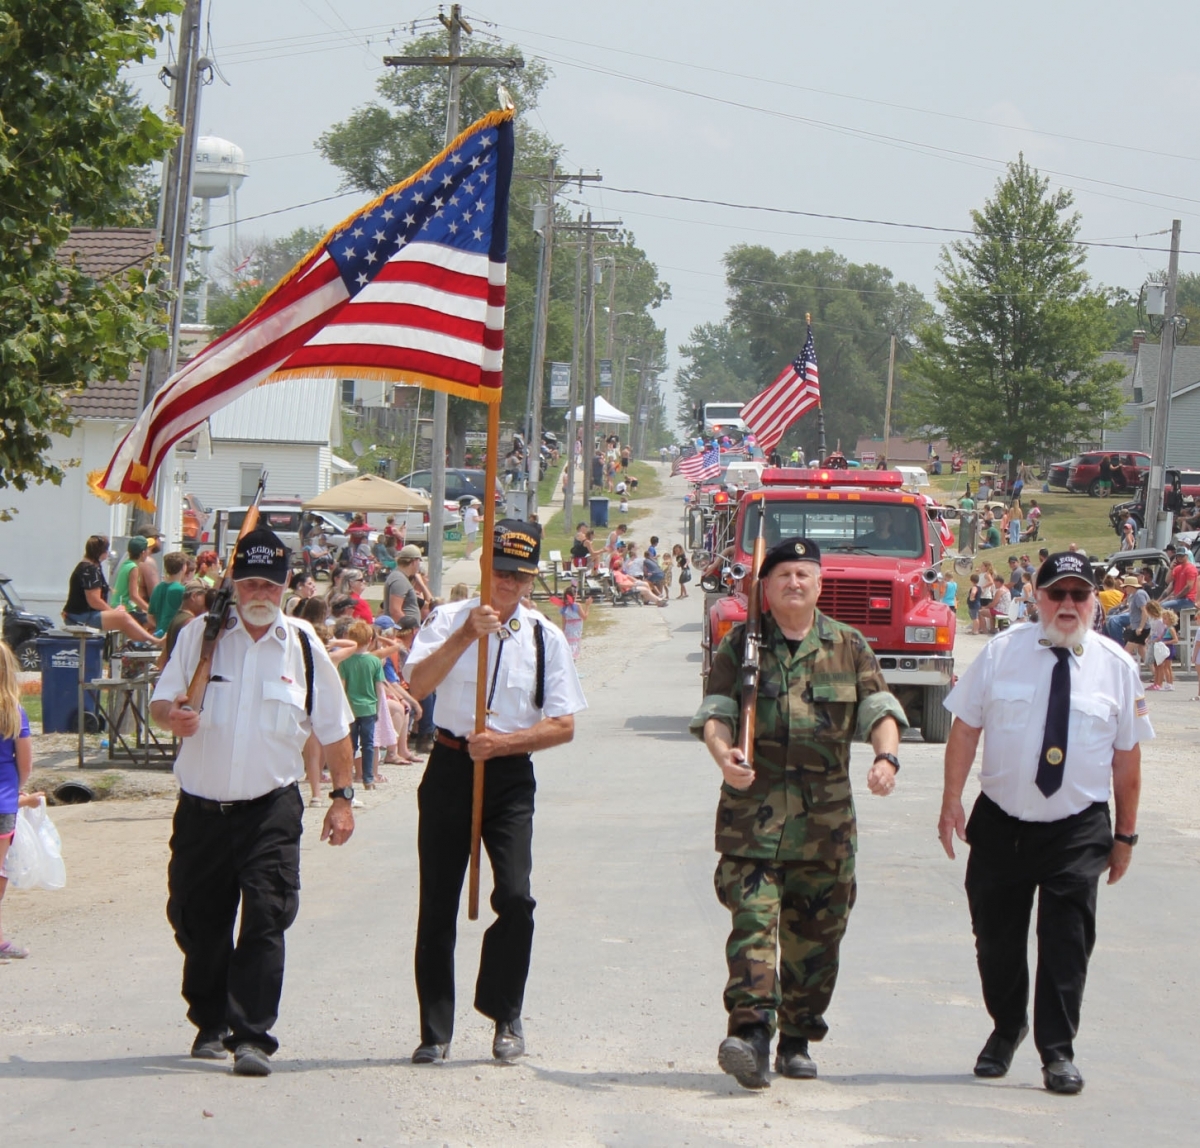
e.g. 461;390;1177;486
696;467;956;742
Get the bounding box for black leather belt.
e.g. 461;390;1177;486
181;785;293;815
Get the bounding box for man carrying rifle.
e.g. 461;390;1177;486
691;536;907;1090
151;528;356;1077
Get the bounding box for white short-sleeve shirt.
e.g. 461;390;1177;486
944;623;1153;822
406;598;587;737
154;610;353;801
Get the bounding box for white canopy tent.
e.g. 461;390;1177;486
573;395;630;425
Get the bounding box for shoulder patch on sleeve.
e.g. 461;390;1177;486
1135;695;1149;718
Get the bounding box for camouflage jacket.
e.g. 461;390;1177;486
690;610;908;861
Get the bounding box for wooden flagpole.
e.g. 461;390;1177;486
468;400;501;919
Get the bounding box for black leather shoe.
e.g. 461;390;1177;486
1042;1058;1084;1095
190;1029;230;1060
973;1024;1029;1078
411;1041;450;1065
718;1025;771;1090
493;1019;525;1062
774;1037;817;1079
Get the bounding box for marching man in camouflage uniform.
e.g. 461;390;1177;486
691;537;908;1089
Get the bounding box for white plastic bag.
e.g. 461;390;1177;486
1153;640;1171;667
5;799;66;892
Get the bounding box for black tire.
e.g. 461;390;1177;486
921;683;953;744
1087;479;1101;498
15;639;40;672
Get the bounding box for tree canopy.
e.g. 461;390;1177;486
0;0;179;493
674;246;929;454
903;157;1125;470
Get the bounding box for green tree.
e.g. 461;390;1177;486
0;0;180;492
674;246;928;454
903;157;1125;473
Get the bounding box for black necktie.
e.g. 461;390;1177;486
1036;648;1070;797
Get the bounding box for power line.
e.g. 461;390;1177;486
491;22;1200;168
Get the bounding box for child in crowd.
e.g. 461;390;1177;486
0;641;33;958
1147;603;1177;691
672;544;691;599
559;585;589;661
449;583;472;602
967;573;982;633
337;620;384;788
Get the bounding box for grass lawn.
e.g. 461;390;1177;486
927;474;1125;623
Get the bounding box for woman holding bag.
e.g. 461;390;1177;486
0;642;33;959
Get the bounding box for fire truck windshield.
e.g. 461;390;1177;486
743;500;925;558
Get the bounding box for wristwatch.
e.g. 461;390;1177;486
1114;832;1138;846
874;752;901;774
329;786;355;803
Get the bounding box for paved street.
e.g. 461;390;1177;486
3;480;1199;1145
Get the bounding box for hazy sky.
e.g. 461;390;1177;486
127;0;1200;386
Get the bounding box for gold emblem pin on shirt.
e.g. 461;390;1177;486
1046;747;1064;766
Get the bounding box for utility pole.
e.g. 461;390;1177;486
563;245;584;525
1143;219;1183;548
383;4;523;594
517;162;601;514
583;214;597;501
557;215;619;517
144;0;206;544
882;332;896;451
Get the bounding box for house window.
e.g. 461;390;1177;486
240;464;263;502
341;379;356;405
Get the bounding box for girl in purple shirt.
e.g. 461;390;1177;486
0;642;34;958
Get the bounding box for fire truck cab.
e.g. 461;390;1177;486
699;467;956;743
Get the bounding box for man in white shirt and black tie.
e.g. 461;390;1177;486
938;551;1150;1095
152;528;356;1076
404;520;587;1066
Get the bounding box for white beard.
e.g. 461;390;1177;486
239;601;278;627
1042;614;1089;648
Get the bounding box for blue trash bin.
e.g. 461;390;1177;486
37;631;104;734
589;497;610;528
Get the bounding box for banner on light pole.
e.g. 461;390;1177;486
549;361;570;407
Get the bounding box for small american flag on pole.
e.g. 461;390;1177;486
91;109;514;508
741;322;821;454
678;443;721;482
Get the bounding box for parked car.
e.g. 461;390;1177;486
1047;457;1077;489
213;502;353;562
180;491;211;551
1108;469;1200;536
397;467;504;508
1066;451;1149;497
1;573;56;670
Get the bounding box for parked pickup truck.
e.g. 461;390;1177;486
1;572;56;670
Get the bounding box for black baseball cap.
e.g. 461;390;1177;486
232;528;291;585
493;519;541;575
1034;551;1097;590
758;536;822;578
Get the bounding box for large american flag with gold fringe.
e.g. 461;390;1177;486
91;109;514;507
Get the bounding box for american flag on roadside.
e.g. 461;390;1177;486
91;109;514;507
678;442;721;482
742;322;821;454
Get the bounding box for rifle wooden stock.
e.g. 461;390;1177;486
737;497;768;760
182;474;268;712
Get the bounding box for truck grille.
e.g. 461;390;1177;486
818;579;893;626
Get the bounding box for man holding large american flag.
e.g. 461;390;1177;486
741;322;822;456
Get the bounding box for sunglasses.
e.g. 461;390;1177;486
1044;588;1093;603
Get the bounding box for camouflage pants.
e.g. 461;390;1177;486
714;854;857;1041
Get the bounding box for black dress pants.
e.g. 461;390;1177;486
965;794;1113;1064
414;741;536;1046
166;785;303;1055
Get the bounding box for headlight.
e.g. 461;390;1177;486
905;626;936;644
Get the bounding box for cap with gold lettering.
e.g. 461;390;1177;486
758;536;822;579
493;518;541;576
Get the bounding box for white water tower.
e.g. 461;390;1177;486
191;136;248;321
